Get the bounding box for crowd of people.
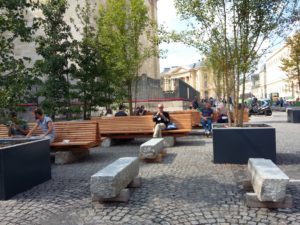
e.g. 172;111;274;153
4;97;235;141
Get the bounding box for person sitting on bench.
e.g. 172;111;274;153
26;108;56;143
8;111;29;137
201;103;214;135
153;104;170;138
115;105;127;117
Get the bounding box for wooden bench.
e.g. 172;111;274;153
0;124;8;138
50;121;101;150
1;121;101;150
93;114;192;139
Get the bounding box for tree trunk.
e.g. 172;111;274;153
127;82;133;116
296;57;300;96
238;72;247;127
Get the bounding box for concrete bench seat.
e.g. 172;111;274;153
245;158;292;208
90;157;140;202
140;138;165;161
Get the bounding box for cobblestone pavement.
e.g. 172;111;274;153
0;112;299;225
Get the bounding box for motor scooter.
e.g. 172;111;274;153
248;100;272;116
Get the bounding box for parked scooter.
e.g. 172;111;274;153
248;99;272;116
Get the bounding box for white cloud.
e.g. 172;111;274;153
157;0;200;72
157;0;177;28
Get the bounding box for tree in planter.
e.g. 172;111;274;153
71;0;113;120
34;0;73;120
281;31;300;98
174;0;300;126
97;0;159;115
0;0;37;116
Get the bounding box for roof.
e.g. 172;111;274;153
160;61;204;76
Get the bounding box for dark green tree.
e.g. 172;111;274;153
97;0;159;115
34;0;73;120
0;0;37;114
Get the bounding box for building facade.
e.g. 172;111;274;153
161;62;217;99
248;44;299;100
15;0;160;79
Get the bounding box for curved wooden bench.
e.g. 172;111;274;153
1;121;101;151
51;121;101;150
0;124;8;138
92;114;192;139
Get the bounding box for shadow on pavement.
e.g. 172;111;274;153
175;140;206;147
277;152;300;165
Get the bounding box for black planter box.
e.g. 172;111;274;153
213;124;276;164
287;108;300;123
0;139;51;200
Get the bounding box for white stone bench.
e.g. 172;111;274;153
246;158;292;208
90;157;140;202
140;138;164;160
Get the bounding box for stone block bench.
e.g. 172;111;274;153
90;157;141;202
139;138;166;162
245;158;292;208
287;108;300;123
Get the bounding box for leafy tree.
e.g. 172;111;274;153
281;31;300;97
97;0;159;115
34;0;73;119
174;0;300;126
0;0;37;114
71;0;113;119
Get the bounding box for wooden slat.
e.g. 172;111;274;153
93;113;192;138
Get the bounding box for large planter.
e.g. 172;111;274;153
213;124;276;164
287;108;300;123
0;138;51;200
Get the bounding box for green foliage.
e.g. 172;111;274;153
97;0;158;114
281;31;300;95
34;0;73;119
0;0;37;113
174;0;300;126
71;0;113;119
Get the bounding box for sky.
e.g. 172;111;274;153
157;0;200;73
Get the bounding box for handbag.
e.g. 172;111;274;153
166;122;177;130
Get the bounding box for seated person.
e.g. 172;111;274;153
8;111;29;137
105;108;113;117
216;102;228;123
153;104;170;138
26;108;56;143
134;106;141;116
115;105;127;117
138;105;147;116
200;103;214;135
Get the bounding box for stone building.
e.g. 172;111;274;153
15;0;160;79
161;61;217;99
247;44;299;100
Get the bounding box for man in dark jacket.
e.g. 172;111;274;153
192;96;199;109
153;104;170;138
115;105;127;117
201;103;214;136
